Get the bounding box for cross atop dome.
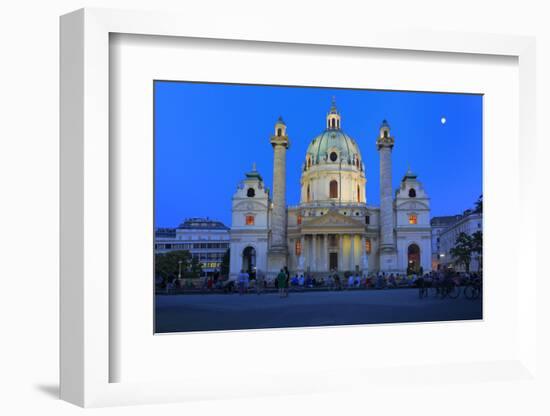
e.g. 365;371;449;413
327;97;341;130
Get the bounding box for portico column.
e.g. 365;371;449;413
350;234;356;271
311;234;317;272
338;234;344;272
322;234;328;272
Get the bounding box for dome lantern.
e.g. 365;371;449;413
326;97;341;130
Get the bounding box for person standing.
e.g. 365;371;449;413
277;269;287;298
238;269;248;295
283;266;290;297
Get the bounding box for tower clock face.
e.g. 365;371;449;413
330;152;338;162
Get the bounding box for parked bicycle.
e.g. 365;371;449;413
463;278;482;300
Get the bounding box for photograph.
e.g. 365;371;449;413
153;81;483;333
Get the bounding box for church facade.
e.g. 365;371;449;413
229;100;432;280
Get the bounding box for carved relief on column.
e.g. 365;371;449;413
361;234;368;273
298;234;305;271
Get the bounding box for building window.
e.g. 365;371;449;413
277;128;282;136
357;185;361;202
245;215;255;225
297;215;302;225
306;184;311;202
384;130;388;138
365;239;371;254
330;152;338;162
408;188;416;198
295;240;302;256
247;187;255;197
408;214;418;225
307;158;311;168
365;215;370;225
329;180;338;198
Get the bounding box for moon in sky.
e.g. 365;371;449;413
441;117;447;124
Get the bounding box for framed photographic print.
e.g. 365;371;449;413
153;81;483;334
60;7;539;408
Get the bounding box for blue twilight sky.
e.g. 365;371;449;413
155;81;482;228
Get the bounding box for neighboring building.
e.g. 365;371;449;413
229;99;432;280
430;215;462;270
155;218;230;277
431;210;483;272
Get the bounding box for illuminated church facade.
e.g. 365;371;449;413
229;100;432;280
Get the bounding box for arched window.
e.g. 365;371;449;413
247;188;255;197
408;188;416;198
329;180;338;198
245;215;255;225
277;128;282;136
365;239;372;254
357;185;361;202
408;214;418;225
383;130;389;138
307;158;311;168
306;185;311;202
330;152;338;162
331;119;335;128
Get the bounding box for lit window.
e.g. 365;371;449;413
297;215;302;225
295;240;302;256
365;239;371;254
245;215;255;225
408;215;418;225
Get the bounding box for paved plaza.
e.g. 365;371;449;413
155;288;482;333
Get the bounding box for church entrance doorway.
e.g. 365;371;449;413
407;244;421;274
329;252;338;271
242;246;256;278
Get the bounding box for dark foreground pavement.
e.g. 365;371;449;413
155;288;482;333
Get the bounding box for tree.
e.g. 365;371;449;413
155;250;191;282
187;256;203;279
471;231;483;272
449;232;473;273
474;194;483;213
220;249;230;277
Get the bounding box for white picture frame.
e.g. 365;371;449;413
60;7;538;408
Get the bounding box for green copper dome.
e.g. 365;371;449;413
305;129;362;164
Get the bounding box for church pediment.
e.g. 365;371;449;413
302;210;364;229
